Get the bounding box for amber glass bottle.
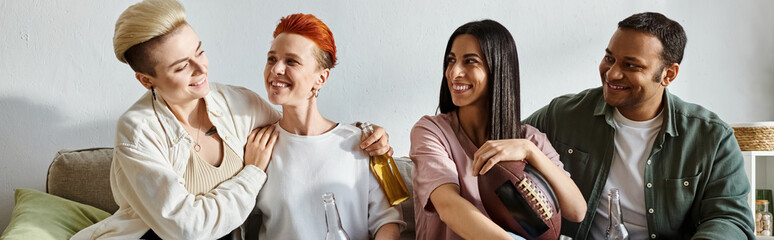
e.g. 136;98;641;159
362;123;410;205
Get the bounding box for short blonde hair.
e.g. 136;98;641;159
113;0;186;72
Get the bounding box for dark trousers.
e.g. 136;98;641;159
141;229;232;240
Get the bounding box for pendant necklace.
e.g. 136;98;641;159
194;104;203;152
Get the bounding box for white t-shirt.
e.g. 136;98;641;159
590;108;662;240
255;123;404;240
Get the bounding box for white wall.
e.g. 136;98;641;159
1;0;773;231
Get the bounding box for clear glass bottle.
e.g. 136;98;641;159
323;192;350;240
756;200;773;236
606;188;629;240
361;122;410;205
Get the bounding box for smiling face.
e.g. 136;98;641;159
139;24;209;106
445;34;489;109
600;29;669;118
264;33;329;106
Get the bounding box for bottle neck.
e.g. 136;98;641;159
361;123;385;158
323;194;344;231
363;123;375;137
608;190;624;225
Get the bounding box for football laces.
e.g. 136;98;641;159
517;176;554;221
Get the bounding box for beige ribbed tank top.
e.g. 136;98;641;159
182;141;243;195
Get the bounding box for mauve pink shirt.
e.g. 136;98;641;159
409;111;565;240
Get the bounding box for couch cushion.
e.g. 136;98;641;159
1;188;111;240
394;157;415;239
46;148;117;213
40;149;418;239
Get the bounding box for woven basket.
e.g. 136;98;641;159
731;122;774;151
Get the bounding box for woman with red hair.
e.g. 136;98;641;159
253;13;404;239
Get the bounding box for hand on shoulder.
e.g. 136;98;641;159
244;125;279;171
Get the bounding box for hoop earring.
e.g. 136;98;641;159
151;86;156;100
312;88;320;98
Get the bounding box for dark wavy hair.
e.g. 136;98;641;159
438;19;523;140
618;12;687;66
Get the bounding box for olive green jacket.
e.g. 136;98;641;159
524;87;754;240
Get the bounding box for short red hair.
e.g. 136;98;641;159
273;13;337;69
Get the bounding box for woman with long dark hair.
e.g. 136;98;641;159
410;20;586;239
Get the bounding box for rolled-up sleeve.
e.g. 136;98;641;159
692;128;755;239
366;169;406;238
409;117;460;213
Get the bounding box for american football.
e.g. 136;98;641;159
478;160;561;240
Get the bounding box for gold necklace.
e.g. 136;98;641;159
194;104;203;152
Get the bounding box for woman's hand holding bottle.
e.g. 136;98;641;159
358;123;393;157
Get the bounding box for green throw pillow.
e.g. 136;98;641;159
1;188;111;240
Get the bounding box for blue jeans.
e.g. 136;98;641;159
507;232;526;240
